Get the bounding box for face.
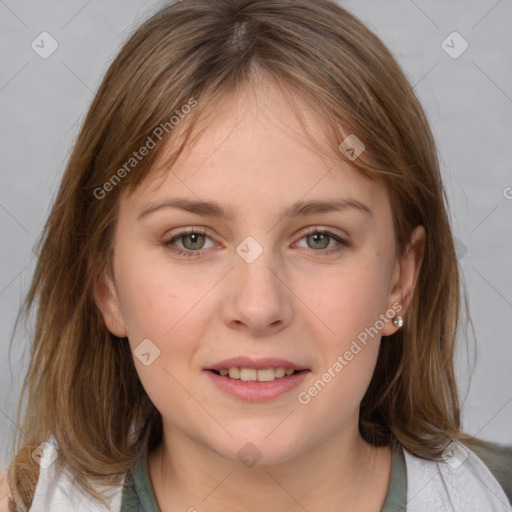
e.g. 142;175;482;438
97;78;423;465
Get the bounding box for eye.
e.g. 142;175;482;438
163;227;215;257
295;227;350;254
162;226;350;259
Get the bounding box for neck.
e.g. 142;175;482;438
148;422;392;512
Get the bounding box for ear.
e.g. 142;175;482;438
382;225;426;336
93;266;128;338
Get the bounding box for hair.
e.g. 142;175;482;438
6;0;477;509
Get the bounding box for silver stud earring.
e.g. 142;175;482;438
393;315;404;328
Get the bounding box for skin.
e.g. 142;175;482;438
96;76;425;512
0;471;10;512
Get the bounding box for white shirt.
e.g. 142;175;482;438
28;436;512;512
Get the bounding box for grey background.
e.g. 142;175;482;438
1;0;511;467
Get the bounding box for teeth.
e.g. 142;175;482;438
257;368;276;382
275;367;286;378
228;367;240;379
218;367;296;381
240;368;257;382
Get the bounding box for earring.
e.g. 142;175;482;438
393;315;404;328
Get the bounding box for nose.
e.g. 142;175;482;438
220;244;294;337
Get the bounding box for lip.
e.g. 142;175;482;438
205;368;310;402
206;356;309;371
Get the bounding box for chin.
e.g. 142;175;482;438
212;431;308;467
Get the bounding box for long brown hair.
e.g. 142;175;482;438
6;0;475;509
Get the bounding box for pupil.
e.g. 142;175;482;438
309;233;328;249
185;233;204;249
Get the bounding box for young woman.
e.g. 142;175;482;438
2;0;511;511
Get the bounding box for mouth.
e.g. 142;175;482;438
208;367;307;382
204;357;311;401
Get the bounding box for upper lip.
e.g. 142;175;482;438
206;356;309;371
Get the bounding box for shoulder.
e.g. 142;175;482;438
0;467;12;512
462;437;512;504
402;438;512;511
30;438;125;512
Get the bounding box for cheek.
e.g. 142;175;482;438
295;308;382;437
296;251;390;407
114;250;211;422
304;256;391;346
114;247;218;402
114;246;202;341
119;280;176;342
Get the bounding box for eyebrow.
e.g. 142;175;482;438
138;197;373;221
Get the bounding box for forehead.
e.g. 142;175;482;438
121;78;389;224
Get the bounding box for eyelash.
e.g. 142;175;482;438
162;227;350;258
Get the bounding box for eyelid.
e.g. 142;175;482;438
300;225;349;240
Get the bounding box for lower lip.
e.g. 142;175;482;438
205;370;310;402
